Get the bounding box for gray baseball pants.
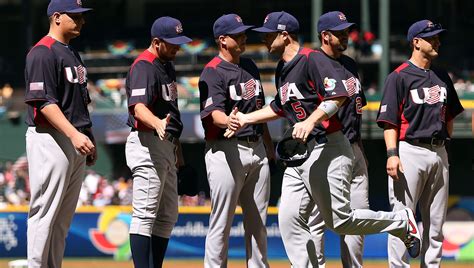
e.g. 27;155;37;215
26;127;86;268
126;131;178;238
387;141;449;268
309;142;370;268
278;131;408;268
204;138;270;268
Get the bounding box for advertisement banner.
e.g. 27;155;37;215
1;206;473;261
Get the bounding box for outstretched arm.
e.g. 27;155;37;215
225;106;280;138
292;96;346;142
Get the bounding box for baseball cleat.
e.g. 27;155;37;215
403;208;421;258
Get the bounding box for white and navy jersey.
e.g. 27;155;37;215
24;36;92;128
376;61;464;140
199;56;265;140
126;50;183;137
316;50;367;143
269;48;349;138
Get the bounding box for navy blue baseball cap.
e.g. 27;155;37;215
253;11;299;33
151;16;192;45
213;14;253;38
47;0;92;17
317;11;355;33
407;20;446;41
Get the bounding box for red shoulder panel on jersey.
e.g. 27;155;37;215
33;36;55;49
299;47;315;59
205;57;222;69
130;50;156;74
395;62;409;74
133;49;156;65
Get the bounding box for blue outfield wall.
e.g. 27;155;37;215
1;206;473;261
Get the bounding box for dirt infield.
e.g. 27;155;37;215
2;259;474;268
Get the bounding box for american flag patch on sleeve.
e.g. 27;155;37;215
205;97;213;108
30;82;44;91
380;104;387;113
131;88;146;97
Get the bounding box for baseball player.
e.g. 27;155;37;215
125;17;191;268
377;20;464;267
199;14;274;268
307;11;369;268
229;11;421;267
24;0;95;267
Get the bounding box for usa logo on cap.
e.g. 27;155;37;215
427;21;434;27
338;12;347;21
77;0;82;6
176;24;183;34
235;15;242;23
264;15;270;24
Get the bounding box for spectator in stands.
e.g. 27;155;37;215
0;170;6;205
360;31;376;56
118;179;133;206
0;83;13;107
14;169;29;203
3;161;14;184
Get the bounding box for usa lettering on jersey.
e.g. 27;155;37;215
229;79;262;100
65;65;87;84
162;81;178;101
279;82;304;104
410;85;447;104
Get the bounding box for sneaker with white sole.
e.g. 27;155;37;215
403;208;421;258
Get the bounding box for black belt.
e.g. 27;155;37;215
406;138;446;147
236;135;261;143
308;135;328;145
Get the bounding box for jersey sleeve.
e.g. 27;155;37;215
127;61;157;108
376;72;403;128
308;52;349;100
199;68;226;119
24;46;59;107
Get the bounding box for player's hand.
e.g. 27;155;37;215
71;131;95;156
386;156;404;180
225;110;250;138
84;129;98;166
86;148;97;166
292;120;315;142
155;114;171;140
227;107;241;131
224;128;235;138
